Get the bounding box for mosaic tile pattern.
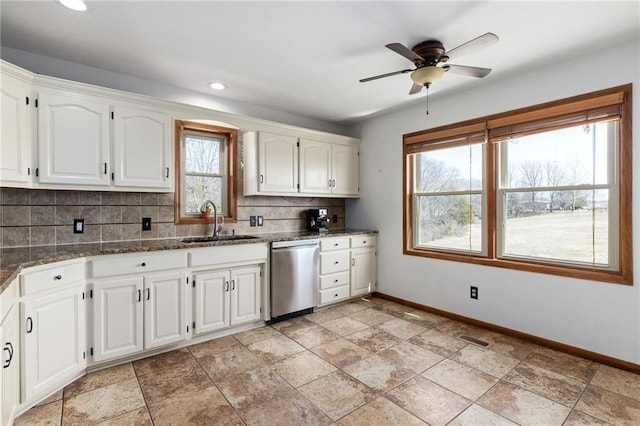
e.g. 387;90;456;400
16;296;640;425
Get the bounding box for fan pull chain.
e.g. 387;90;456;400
425;83;431;115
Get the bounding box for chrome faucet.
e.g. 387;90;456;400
200;200;224;237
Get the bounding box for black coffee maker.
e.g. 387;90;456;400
308;208;329;232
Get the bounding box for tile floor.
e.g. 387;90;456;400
15;297;640;425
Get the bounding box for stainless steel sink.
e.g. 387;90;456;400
181;235;260;244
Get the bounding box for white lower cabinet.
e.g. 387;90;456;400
144;271;188;349
350;235;377;297
193;266;262;336
92;277;143;362
1;303;20;426
21;285;86;402
318;237;351;306
91;271;187;362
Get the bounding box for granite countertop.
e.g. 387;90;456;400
0;228;377;294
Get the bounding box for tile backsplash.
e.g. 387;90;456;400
0;187;346;248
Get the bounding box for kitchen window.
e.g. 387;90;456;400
403;84;632;284
175;120;238;224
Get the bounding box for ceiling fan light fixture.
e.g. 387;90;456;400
410;66;445;86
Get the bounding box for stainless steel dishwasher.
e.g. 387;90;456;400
270;239;319;320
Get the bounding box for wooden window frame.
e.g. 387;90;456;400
174;120;238;225
403;84;632;285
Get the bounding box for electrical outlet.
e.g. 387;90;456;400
142;217;152;231
257;215;264;226
470;286;478;300
249;216;257;227
73;219;84;234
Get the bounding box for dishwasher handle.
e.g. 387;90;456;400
272;239;319;249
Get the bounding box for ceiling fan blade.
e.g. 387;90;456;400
444;64;492;78
359;68;413;83
386;43;424;63
409;83;423;95
444;32;499;60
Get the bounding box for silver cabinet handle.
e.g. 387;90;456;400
352;258;355;266
166;167;170;178
225;281;229;292
26;317;33;333
146;288;150;300
137;289;141;302
259;174;264;183
3;342;14;368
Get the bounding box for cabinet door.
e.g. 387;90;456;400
299;139;331;194
144;271;187;349
21;286;86;401
332;144;359;196
193;270;230;335
230;266;261;325
37;91;110;186
92;277;143;362
258;132;298;193
1;304;19;426
350;248;376;297
112;106;172;190
0;73;32;185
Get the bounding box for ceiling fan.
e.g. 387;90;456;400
360;32;499;95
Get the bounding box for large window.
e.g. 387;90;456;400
175;120;238;224
403;85;632;284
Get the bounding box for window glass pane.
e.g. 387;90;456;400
184;176;223;214
416;194;482;252
185;136;221;174
503;189;609;265
416;144;483;192
503;121;612;188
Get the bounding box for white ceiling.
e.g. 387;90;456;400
1;1;638;126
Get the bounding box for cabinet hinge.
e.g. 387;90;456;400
26;96;29;105
297;183;300;189
297;141;299;147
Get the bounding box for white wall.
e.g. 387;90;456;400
0;47;346;135
347;39;640;364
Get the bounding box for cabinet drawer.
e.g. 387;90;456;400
320;271;349;290
320;251;349;274
320;237;349;252
20;260;85;296
319;285;350;305
350;235;376;248
88;251;187;278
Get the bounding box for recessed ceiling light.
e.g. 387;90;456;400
208;82;227;91
58;0;88;12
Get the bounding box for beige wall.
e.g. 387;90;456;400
0;189;345;248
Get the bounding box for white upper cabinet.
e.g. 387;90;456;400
300;139;359;196
331;143;359;196
258;131;299;194
112;106;173;190
244;131;360;198
299;139;332;194
0;69;32;186
37;90;110;186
